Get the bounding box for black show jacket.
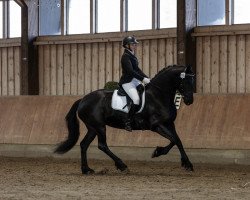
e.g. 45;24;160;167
119;49;148;85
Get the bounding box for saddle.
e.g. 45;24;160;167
111;84;145;113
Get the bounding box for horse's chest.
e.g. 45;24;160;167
161;107;177;121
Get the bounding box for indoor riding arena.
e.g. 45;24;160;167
0;0;249;199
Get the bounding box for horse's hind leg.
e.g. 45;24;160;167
80;128;96;174
96;126;128;171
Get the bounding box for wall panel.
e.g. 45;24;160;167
219;36;228;93
246;35;250;93
98;43;106;89
142;40;150;76
210;36;219;93
228;36;237;93
203;36;211;93
105;43;113;83
112;42;120;82
236;35;246;93
35;29;177;95
63;44;71;95
70;44;78;95
2;48;8;95
0;47;21;95
0;95;249;150
193;25;250;94
77;44;85;94
150;39;158;77
0;39;21;96
56;45;64;95
50;45;57;95
196;37;203;93
84;44;92;94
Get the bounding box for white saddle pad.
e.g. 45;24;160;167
111;90;145;113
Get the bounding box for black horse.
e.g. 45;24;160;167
55;65;195;174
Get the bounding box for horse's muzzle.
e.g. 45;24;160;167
183;96;193;105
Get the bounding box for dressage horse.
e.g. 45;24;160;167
55;65;195;174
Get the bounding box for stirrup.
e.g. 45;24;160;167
124;120;132;132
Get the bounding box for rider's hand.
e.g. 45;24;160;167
142;77;150;85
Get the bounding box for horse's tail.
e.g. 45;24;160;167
54;99;82;154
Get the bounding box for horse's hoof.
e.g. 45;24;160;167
120;168;130;174
82;168;95;175
181;159;194;171
116;162;128;172
152;146;164;158
186;164;194;171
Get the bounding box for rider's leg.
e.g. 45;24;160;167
122;82;140;131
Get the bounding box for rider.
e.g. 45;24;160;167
119;36;150;132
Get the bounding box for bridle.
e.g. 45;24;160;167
178;72;195;95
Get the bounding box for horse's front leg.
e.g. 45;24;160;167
152;142;175;158
153;123;193;171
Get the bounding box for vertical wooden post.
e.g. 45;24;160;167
177;0;196;70
15;0;39;94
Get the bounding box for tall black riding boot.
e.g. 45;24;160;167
124;104;137;132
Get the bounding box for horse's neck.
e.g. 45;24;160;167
152;74;177;93
148;82;177;103
149;69;180;101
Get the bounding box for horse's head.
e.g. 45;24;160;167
177;65;195;105
150;65;195;105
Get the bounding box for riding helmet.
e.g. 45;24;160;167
122;36;139;48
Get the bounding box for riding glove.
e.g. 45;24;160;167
142;77;150;84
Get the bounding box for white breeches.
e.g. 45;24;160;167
122;78;141;105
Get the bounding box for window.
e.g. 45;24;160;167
68;0;90;34
97;0;120;33
198;0;225;26
128;0;152;31
0;2;2;38
9;0;21;38
0;0;21;38
39;0;61;35
160;0;177;28
233;0;250;24
197;0;250;26
41;0;178;35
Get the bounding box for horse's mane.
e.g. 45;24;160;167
151;66;171;80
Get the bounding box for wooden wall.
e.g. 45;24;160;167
193;25;250;94
0;95;249;150
0;38;21;96
1;26;250;96
35;29;177;95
